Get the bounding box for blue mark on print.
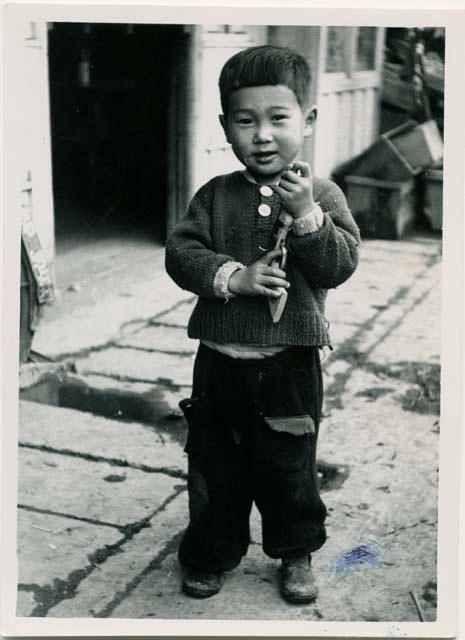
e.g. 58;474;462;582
328;538;383;576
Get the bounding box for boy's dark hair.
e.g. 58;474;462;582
219;45;312;115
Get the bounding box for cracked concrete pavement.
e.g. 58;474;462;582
17;234;441;621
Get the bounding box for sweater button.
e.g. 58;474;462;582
259;185;273;197
258;203;271;217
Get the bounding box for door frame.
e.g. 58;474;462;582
166;25;202;238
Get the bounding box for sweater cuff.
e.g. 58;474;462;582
292;203;324;236
213;261;246;300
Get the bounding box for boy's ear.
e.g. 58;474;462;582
219;114;231;143
303;106;317;137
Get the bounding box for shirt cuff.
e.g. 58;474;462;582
292;203;324;236
213;261;246;300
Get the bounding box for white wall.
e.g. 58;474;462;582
314;82;381;178
5;15;55;269
313;27;385;179
193;25;267;191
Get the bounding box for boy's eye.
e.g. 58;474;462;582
235;117;252;125
272;114;289;121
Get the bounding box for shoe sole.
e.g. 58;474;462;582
182;582;223;599
281;587;319;604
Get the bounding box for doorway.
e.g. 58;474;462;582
47;23;187;287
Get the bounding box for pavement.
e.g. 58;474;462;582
16;233;442;622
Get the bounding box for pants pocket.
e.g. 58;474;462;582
179;396;232;457
255;417;314;474
264;414;315;437
179;396;212;456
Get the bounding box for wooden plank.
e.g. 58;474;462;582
315;92;337;178
319;70;380;93
347;90;359;158
367;87;379;148
358;87;369;152
336;90;351;166
352;89;364;156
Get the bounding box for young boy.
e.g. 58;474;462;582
165;45;360;604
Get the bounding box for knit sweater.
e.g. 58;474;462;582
165;170;361;347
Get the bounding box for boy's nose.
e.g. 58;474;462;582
253;125;273;144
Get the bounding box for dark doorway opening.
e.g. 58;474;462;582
47;22;186;263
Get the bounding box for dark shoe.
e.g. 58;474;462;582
182;566;225;598
280;555;318;604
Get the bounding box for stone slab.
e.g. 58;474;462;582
19;362;71;391
18;366;438;622
318;367;437;622
18;447;181;527
33;249;194;358
75;349;195;388
16;509;122;595
155;297;198;327
118;325;199;355
61;373;190;419
361;237;441;262
111;370;438;622
48;491;188;617
326;294;381;327
19;401;187;474
368;333;441;366
319;368;438;533
333;266;441;363
325;322;359;350
326;254;440;331
321;417;438;536
367;286;441;364
315;522;437;622
16;590;37;618
111;521;436;621
19;234;442;623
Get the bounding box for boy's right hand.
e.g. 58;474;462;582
228;249;290;298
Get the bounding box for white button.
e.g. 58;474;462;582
258;203;271;217
259;185;273;197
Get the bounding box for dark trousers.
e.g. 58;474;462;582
178;343;327;573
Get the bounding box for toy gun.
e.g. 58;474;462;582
268;163;305;322
268;209;293;323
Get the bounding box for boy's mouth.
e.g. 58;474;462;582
253;151;278;164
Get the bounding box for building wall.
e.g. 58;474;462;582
193;25;268;191
6;18;55;268
313;27;386;178
193;25;385;188
14;22;385;262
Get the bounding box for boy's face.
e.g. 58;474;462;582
220;85;316;185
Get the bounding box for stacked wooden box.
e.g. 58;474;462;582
336;120;443;239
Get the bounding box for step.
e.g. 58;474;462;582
19;400;187;476
74;348;195;388
18;445;181;528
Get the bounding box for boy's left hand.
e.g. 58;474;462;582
275;161;315;219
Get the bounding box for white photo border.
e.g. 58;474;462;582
2;1;464;637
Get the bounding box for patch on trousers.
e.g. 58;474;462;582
264;414;315;436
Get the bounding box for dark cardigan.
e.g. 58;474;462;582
165;171;361;347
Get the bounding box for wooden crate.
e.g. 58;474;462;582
345;175;416;240
333;120;443;184
391;120;443;171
